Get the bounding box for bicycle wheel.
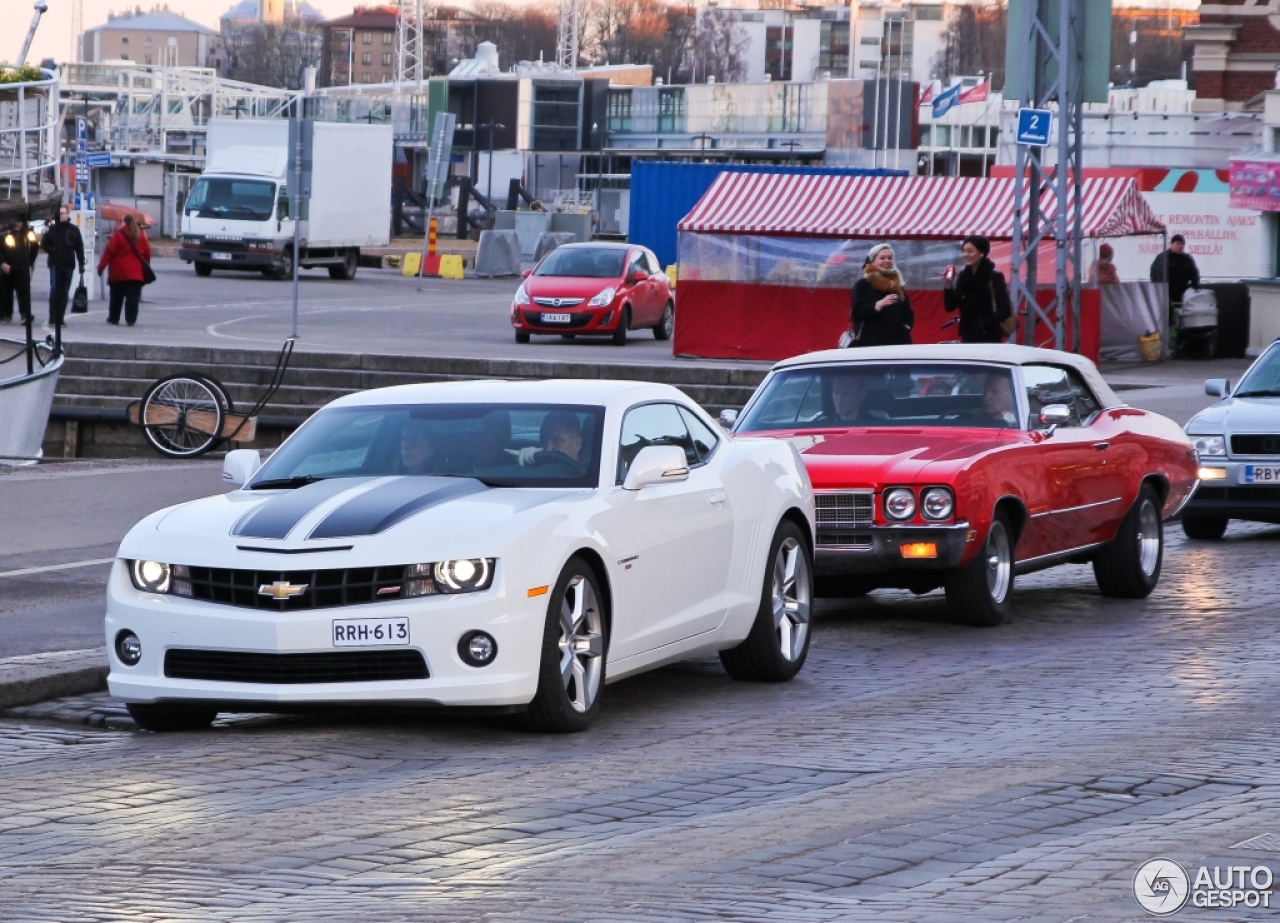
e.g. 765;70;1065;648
195;375;234;414
140;375;226;458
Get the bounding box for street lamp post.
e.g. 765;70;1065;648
780;139;801;165
478;119;505;207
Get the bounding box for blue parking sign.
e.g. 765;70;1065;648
1016;108;1053;146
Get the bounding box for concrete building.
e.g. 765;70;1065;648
80;8;221;69
319;5;480;87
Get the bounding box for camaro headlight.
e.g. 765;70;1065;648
404;559;495;597
130;560;171;594
921;487;955;521
514;283;530;306
588;286;616;307
884;487;916;521
1191;435;1226;458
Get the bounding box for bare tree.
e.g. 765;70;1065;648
934;2;1006;90
469;0;559;65
1109;7;1195;88
223;21;323;89
689;8;747;83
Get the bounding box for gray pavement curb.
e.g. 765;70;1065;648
0;648;108;711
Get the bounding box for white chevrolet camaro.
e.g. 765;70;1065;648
107;380;816;733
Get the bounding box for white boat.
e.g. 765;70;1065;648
0;337;63;466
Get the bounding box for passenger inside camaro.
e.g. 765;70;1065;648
399;418;445;474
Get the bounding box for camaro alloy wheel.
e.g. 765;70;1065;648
1094;485;1164;599
720;520;813;681
945;512;1014;627
525;558;607;732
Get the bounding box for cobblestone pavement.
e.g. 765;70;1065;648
4;523;1280;922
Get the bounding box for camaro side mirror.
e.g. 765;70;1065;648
718;408;739;430
1038;404;1072;436
222;449;262;487
623;445;689;490
1205;378;1231;398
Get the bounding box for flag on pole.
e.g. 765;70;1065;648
959;81;989;105
917;82;935;108
932;83;962;118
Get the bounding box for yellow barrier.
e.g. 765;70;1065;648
665;264;678;289
401;252;420;276
440;254;465;280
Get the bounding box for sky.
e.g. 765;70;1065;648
6;0;1203;69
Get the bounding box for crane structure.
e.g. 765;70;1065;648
396;0;428;87
556;0;579;72
71;0;83;63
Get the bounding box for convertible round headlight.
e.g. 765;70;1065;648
884;488;916;521
433;558;492;593
130;560;171;594
921;487;954;521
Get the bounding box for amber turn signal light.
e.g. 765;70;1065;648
900;542;938;559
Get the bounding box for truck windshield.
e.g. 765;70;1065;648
185;178;277;221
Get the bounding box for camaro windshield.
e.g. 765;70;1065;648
534;248;626;278
251;403;606;488
737;363;1023;432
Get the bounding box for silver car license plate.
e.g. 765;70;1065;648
541;312;571;323
332;617;410;647
1243;465;1280;484
211;252;233;261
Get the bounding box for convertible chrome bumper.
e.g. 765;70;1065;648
814;523;971;575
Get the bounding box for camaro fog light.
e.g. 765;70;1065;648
884;488;916;521
115;630;142;666
434;558;493;593
900;542;938;559
130;560;171;594
921;487;954;521
1197;466;1228;480
458;630;498;667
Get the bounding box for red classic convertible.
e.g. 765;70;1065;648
728;345;1198;625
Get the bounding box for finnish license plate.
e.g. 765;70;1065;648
1242;465;1280;484
541;312;571;323
332;617;410;647
210;252;233;261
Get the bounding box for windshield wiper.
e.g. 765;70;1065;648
248;474;326;490
1232;389;1280;398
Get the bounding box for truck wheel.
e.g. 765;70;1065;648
194;262;212;277
272;247;294;281
1181;514;1227;541
944;512;1014;627
328;249;358;280
1093;485;1163;599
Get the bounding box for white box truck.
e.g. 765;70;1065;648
180;119;393;280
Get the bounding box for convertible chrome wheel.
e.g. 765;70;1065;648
771;536;811;662
1136;497;1161;577
1094;485;1163;599
985;520;1012;605
557;575;604;713
945;511;1015;627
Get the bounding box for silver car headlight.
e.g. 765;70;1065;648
129;560;171;594
404;559;495;597
921;487;955;521
1191;435;1226;458
884;488;916;521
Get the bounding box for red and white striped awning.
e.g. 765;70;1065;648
678;173;1165;239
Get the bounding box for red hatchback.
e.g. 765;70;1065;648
511;243;675;346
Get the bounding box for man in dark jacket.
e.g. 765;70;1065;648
943;235;1013;344
41;204;86;327
1149;233;1200;313
0;218;39;324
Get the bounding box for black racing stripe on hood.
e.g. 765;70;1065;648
231;478;371;539
308;476;490;539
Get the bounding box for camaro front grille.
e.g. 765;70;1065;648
815;492;874;527
1230;434;1280;456
164;649;429;684
184;565;417;611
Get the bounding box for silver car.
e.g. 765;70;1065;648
1182;341;1280;538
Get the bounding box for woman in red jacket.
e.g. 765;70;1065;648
96;215;151;326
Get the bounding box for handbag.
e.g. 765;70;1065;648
991;280;1018;338
838;321;863;348
70;273;88;314
122;233;157;285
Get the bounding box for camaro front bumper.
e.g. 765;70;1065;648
814;524;971;575
104;561;545;709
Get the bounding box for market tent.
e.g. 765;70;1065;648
673;173;1166;361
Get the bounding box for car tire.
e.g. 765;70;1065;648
1181;514;1228;541
719;520;813;682
126;702;218;732
611;307;630;346
194;262;212;277
560;334;576;340
272;247;294;281
523;557;608;733
944;512;1014;627
1093;485;1163;599
326;249;358;280
514;331;530;344
653;301;674;340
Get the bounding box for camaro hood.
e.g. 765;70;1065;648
1187;397;1280;434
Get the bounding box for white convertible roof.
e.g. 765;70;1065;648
773;344;1122;408
328;378;686;409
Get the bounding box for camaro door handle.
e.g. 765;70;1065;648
709;492;726;506
1092;442;1110;451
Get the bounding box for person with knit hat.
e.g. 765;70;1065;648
1090;242;1119;285
849;243;914;347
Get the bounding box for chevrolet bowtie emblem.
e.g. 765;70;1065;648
259;580;308;600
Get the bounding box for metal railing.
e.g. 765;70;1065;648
0;67;60;209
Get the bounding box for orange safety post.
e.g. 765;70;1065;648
424;217;441;275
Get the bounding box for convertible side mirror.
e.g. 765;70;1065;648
623;445;689;490
521;268;532;278
222;449;262;487
1038;404;1072;437
718;408;739;430
1205;378;1231;398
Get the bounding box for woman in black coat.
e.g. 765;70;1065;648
943;235;1013;344
850;243;913;347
